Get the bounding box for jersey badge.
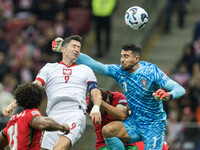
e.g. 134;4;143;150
141;79;147;88
63;69;72;75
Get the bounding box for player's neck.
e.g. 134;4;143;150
62;59;75;66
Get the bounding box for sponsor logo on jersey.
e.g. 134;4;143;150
63;69;72;75
119;99;127;103
31;111;40;116
141;79;147;87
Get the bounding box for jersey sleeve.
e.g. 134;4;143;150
107;64;121;79
151;64;170;87
1;128;7;138
85;66;97;83
116;93;128;105
35;64;50;86
113;92;128;107
151;64;185;99
27;109;42;126
77;53;110;75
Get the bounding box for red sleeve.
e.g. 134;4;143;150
86;97;89;104
112;92;128;106
27;109;42;126
162;141;169;150
35;77;45;86
2;128;7;138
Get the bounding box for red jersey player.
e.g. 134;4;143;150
87;88;170;150
0;83;70;150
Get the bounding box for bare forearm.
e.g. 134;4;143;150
91;88;102;106
9;99;17;109
42;119;66;131
101;102;127;121
32;117;69;132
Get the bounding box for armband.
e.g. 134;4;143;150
87;81;98;92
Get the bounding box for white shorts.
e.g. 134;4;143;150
41;108;86;149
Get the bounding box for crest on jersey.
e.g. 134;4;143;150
63;69;72;75
141;79;147;87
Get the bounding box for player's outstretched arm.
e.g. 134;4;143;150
90;88;102;124
31;116;70;134
153;79;186;101
77;53;109;76
101;102;128;121
3;99;17;117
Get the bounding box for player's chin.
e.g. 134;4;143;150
121;66;128;71
73;56;78;60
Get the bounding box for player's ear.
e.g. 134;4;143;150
135;55;140;61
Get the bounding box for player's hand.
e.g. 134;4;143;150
63;124;70;134
52;37;63;53
3;105;14;117
153;89;170;101
90;105;101;124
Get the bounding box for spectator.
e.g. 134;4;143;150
9;36;29;74
171;62;190;86
13;0;34;19
0;52;10;82
193;37;200;58
16;57;37;83
165;0;186;33
92;0;117;57
41;27;61;63
34;0;59;20
53;11;71;38
1;74;17;93
0;83;14;116
193;20;200;41
166;110;182;147
21;14;41;44
0;83;14;131
178;43;195;73
0;0;13;19
0;29;9;55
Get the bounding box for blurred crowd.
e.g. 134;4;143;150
0;0;92;125
164;20;200;149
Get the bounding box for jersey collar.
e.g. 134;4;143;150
59;61;77;67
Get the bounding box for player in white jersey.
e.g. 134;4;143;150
3;35;102;150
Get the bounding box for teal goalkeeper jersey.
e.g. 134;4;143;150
77;53;186;126
106;62;168;126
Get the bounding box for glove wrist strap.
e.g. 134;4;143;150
167;92;173;100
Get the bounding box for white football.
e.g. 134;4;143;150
124;6;148;30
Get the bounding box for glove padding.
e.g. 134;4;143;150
52;37;63;53
153;89;170;101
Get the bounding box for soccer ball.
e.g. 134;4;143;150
124;6;148;30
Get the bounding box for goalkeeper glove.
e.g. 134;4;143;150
153;89;172;101
52;37;63;53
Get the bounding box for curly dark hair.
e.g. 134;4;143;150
13;82;45;109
